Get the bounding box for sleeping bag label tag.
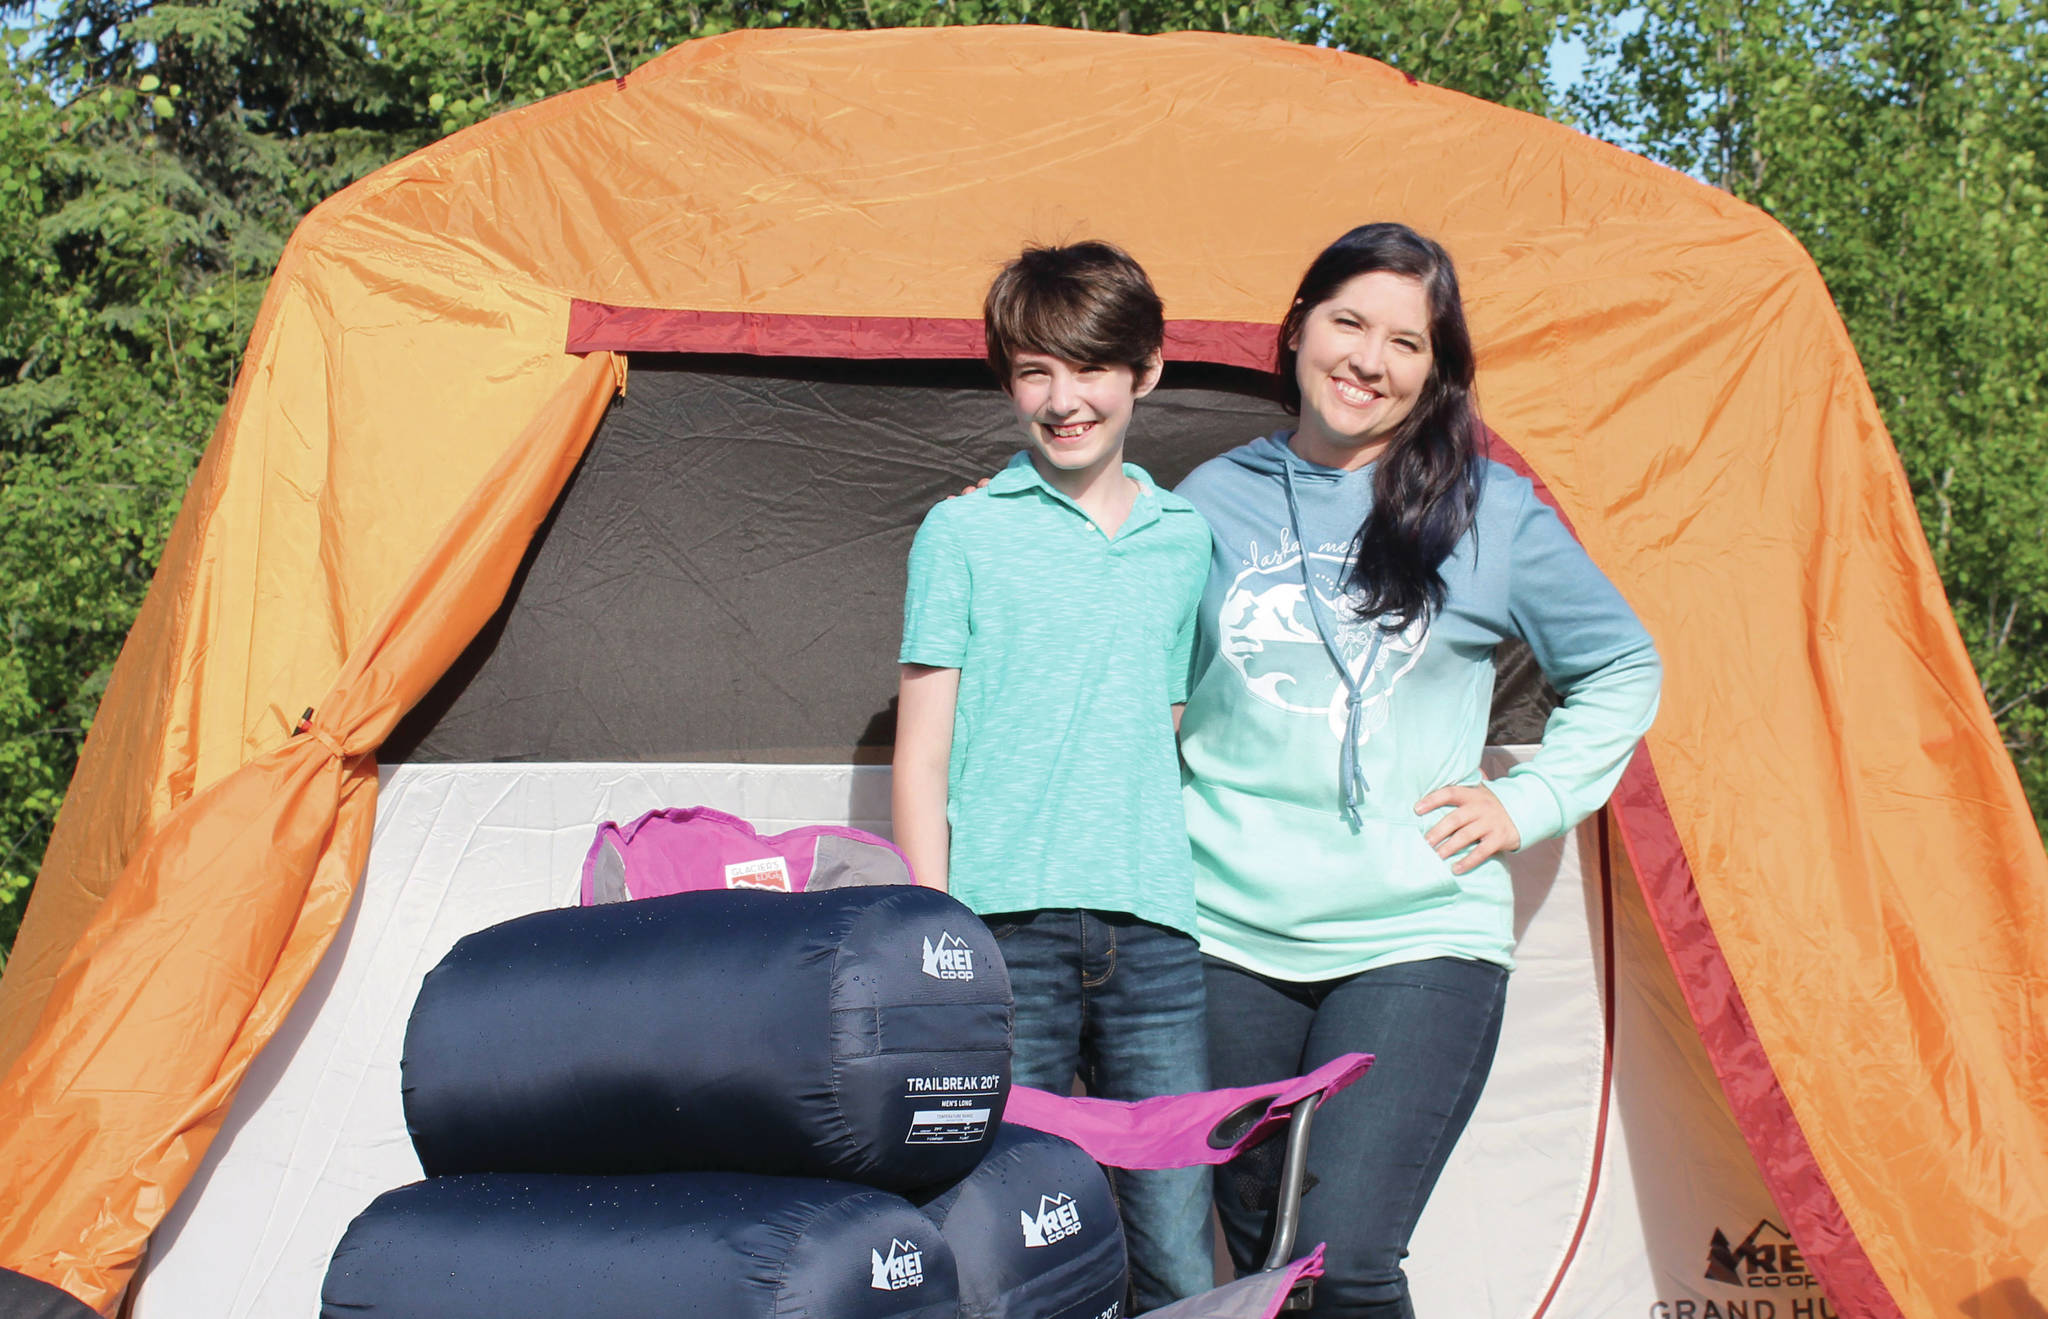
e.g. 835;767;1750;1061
724;856;792;891
1021;1193;1084;1247
903;1073;1001;1144
907;1106;992;1143
921;932;975;980
870;1239;925;1291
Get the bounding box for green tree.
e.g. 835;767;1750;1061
0;36;224;965
0;1;439;967
7;0;2043;967
0;0;1597;966
371;0;1584;136
1572;0;2048;819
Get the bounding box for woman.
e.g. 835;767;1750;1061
1174;223;1661;1316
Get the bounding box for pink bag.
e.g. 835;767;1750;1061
580;806;913;904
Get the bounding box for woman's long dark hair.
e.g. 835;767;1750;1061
1276;223;1482;633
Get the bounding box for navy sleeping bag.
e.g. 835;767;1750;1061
403;885;1012;1190
917;1124;1128;1319
321;1172;961;1319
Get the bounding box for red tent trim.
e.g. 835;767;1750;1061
1607;761;1899;1319
1529;810;1618;1319
563;304;1896;1318
565;300;1276;372
1481;433;1897;1319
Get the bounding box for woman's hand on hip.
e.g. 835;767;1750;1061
1416;783;1521;874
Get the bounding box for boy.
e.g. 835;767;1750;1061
892;242;1215;1312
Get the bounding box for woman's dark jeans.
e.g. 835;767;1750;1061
1205;954;1508;1319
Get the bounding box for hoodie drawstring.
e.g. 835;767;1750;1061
1282;459;1381;830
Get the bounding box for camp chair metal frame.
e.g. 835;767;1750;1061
1200;1087;1326;1312
1261;1093;1322;1310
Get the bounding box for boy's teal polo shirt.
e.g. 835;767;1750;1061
899;451;1212;934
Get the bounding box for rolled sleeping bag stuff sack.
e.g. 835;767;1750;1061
916;1124;1129;1319
402;885;1013;1190
321;1172;962;1319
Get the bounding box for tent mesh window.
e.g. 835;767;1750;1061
385;356;1557;765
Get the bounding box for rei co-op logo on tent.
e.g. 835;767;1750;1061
1020;1192;1084;1248
1705;1220;1818;1291
922;932;975;980
871;1238;925;1291
1651;1220;1831;1319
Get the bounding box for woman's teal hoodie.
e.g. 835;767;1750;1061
1176;432;1662;980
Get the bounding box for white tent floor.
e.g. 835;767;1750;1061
133;755;1830;1318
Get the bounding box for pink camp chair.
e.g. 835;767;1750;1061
581;807;1376;1317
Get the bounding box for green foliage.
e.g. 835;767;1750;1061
0;2;439;968
0;0;1602;968
1571;0;2048;822
1;0;2043;967
0;47;201;968
368;1;1586;135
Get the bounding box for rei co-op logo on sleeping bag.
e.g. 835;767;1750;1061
921;932;975;980
870;1239;925;1291
1220;530;1427;740
1020;1192;1084;1248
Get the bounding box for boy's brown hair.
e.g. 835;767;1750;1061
983;241;1165;387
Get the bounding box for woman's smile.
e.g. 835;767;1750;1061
1328;377;1384;409
1289;269;1434;469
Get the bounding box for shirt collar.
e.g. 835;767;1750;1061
987;450;1052;495
988;451;1165;536
989;451;1163;500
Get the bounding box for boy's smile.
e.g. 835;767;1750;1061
1007;350;1162;484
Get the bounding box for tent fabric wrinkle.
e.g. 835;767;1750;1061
1608;754;1903;1319
0;352;619;1311
0;25;2040;1319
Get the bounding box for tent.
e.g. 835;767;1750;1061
0;24;2043;1319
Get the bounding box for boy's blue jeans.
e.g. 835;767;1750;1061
982;908;1215;1313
